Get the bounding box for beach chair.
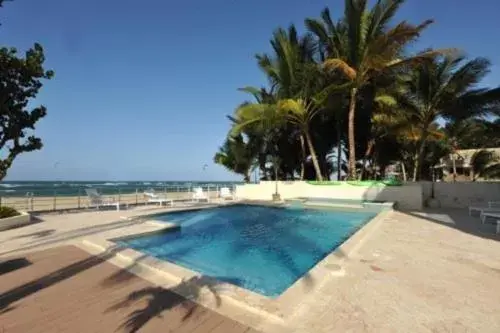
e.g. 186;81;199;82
479;212;500;234
468;201;500;216
480;211;500;223
192;187;209;202
144;189;173;206
219;187;235;200
85;188;127;211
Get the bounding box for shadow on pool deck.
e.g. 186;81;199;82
0;258;32;276
0;246;262;333
104;275;247;333
12;229;56;239
0;218;147;256
396;208;500;242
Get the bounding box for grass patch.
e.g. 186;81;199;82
0;206;21;219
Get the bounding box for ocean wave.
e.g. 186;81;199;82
0;184;20;188
0;189;16;193
103;182;129;186
0;183;38;188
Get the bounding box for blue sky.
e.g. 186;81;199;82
1;0;499;181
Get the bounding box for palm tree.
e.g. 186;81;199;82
306;1;438;179
396;55;500;180
470;149;500;180
230;101;285;198
256;25;316;99
213;134;256;182
230;98;326;181
278;98;324;180
240;26;320;180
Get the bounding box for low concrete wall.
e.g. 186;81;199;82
0;211;31;231
420;181;500;208
236;181;423;210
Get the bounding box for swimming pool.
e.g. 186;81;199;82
118;204;377;297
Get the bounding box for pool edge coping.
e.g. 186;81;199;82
78;202;394;327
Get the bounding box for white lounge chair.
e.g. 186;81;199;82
192;187;209;202
468;201;500;216
219;187;234;200
480;211;500;223
479;212;500;234
144;189;173;206
85;188;127;211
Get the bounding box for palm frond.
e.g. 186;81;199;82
445;57;491;94
344;0;368;67
365;20;434;72
366;0;405;40
323;58;357;79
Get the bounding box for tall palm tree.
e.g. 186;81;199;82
397;55;500;180
277;98;324;180
305;11;349;181
239;26;320;180
306;1;438;179
230;98;326;181
256;25;316;99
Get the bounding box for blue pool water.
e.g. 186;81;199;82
119;204;376;297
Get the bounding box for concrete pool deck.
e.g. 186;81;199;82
1;204;500;332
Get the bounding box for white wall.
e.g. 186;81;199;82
420;181;500;208
236;181;423;210
237;181;500;210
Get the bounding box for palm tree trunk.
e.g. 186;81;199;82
304;130;324;181
273;155;280;200
359;139;375;180
347;87;358;180
336;123;342;181
299;135;306;180
401;161;407;182
451;152;457;182
412;136;428;181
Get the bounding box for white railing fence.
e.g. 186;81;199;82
0;184;239;212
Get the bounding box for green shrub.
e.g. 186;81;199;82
0;206;20;219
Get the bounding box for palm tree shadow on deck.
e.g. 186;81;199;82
104;274;243;333
0;258;32;276
0;246;121;312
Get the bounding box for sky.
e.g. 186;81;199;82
1;0;499;181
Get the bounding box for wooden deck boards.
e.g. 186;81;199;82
0;246;261;333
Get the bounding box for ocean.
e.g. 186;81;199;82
0;181;242;197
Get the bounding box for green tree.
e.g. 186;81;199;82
231;98;326;181
470;149;500;180
397;55;500;180
0;2;54;180
311;0;437;179
213;134;256;182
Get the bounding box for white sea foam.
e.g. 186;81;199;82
0;184;17;188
